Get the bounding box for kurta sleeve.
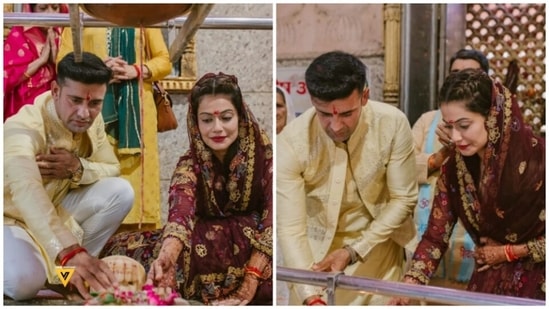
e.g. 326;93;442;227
56;27;74;64
250;156;273;257
405;171;457;284
277;132;322;301
143;28;171;82
162;155;197;249
78;114;121;185
412;112;432;184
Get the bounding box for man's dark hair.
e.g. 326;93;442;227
305;51;368;102
57;52;112;86
449;49;489;73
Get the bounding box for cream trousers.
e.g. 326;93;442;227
4;177;134;301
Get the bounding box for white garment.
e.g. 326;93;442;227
4;177;133;301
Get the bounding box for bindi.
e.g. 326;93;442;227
213;110;220;116
85;92;91;101
332;105;338;115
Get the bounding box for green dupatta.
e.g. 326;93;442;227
102;27;142;154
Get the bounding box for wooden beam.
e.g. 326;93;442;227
69;4;82;62
168;4;214;63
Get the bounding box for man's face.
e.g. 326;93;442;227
51;79;106;133
311;89;369;143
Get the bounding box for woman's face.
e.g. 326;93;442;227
440;101;488;158
32;4;61;13
197;94;239;162
276;92;287;134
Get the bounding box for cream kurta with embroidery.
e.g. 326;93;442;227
277;100;418;305
4;92;120;283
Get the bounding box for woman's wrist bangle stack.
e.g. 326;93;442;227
245;265;263;279
306;297;327;306
60;246;88;266
133;64;141;79
504;244;518;262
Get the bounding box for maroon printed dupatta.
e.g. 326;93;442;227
185;96;273;219
440;79;545;298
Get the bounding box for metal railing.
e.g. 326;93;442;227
277;266;545;306
3;13;272;30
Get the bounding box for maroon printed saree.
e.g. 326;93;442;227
407;78;545;299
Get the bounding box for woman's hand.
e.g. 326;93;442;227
210;274;259;306
146;238;182;289
473;237;506;272
47;27;58;64
436;122;454;148
38;36;52;66
146;254;177;289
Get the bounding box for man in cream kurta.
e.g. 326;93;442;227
277;51;418;305
4;52;133;300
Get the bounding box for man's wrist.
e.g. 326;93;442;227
343;244;358;265
69;155;83;183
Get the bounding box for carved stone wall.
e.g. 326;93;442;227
277;4;386;102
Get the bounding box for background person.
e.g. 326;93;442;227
3;3;68;121
276;85;296;134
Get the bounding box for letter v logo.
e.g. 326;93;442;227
55;266;76;287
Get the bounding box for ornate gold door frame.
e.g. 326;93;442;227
383;4;401;107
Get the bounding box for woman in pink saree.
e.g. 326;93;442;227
3;4;67;121
390;69;545;303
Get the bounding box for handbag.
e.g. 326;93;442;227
153;81;178;132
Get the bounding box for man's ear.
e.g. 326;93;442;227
361;88;369;106
50;80;59;99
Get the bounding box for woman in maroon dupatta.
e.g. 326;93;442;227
101;72;273;305
390;69;545;304
3;4;68;121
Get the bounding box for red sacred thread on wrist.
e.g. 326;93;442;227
133;64;141;79
60;247;88;266
307;298;327;306
245;266;263;279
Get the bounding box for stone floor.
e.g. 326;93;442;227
4;289;83;306
3;289;202;306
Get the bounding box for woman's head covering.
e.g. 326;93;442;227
183;72;272;217
276;85;296;124
438;69;545;246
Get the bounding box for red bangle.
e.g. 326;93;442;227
133;64;141;79
245;266;263;279
504;244;518;262
60;246;88;266
307;297;327;306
